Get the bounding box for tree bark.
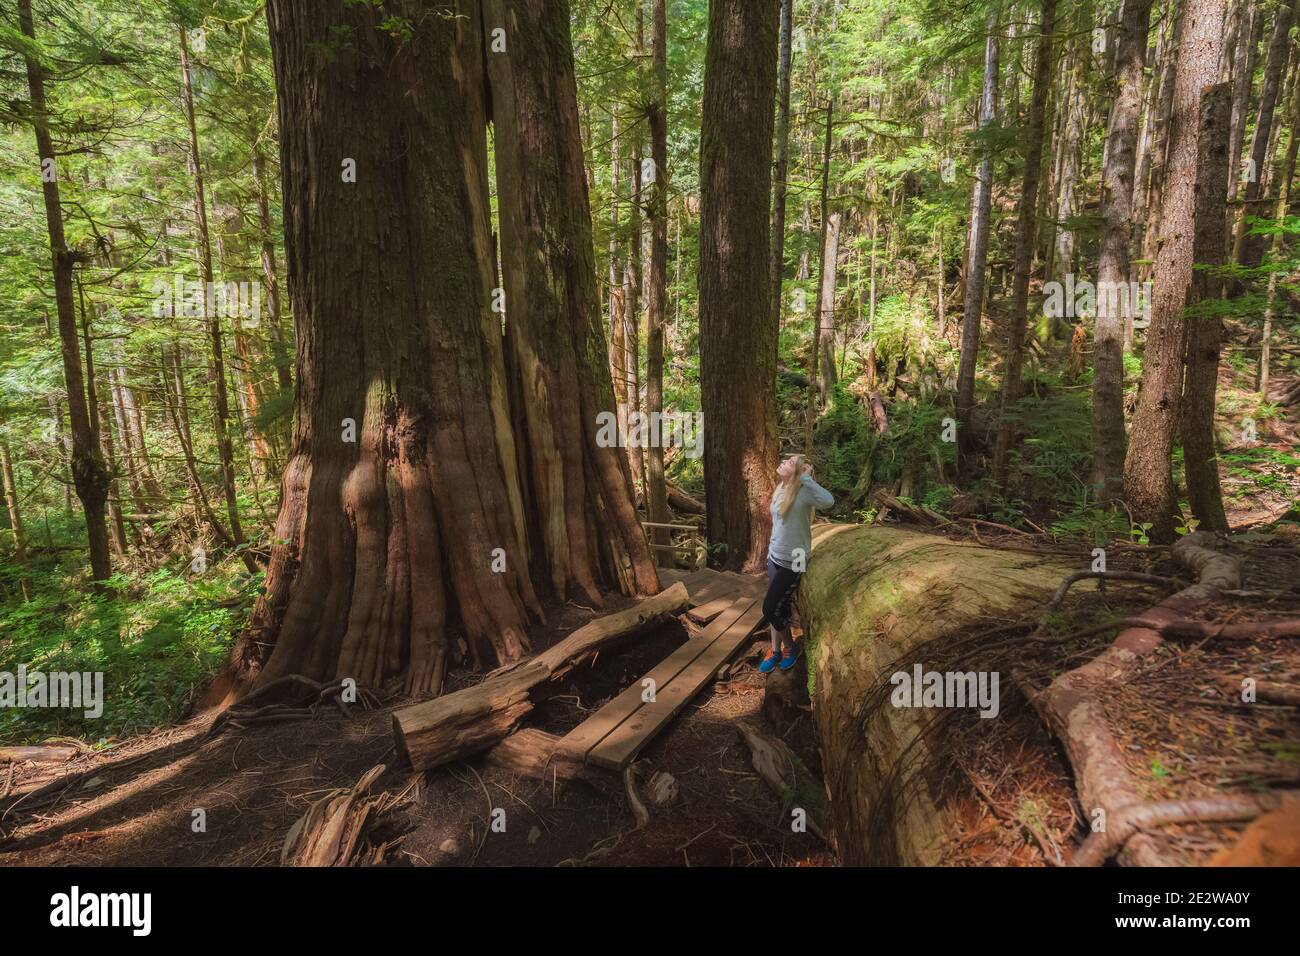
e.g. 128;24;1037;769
769;0;796;338
18;0;113;585
644;0;670;565
699;0;781;572
231;0;545;699
1181;82;1232;533
1094;0;1153;500
955;4;1000;451
1124;0;1224;542
991;0;1056;485
484;0;660;599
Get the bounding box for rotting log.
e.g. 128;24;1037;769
799;525;1083;865
392;583;689;771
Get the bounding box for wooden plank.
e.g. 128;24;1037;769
556;596;759;762
587;598;767;770
683;576;745;621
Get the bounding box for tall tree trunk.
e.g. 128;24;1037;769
1258;76;1300;398
19;0;113;584
991;0;1057;486
1094;0;1154;500
1124;0;1225;542
1226;0;1263;231
1139;4;1181;284
1;440;29;600
808;92;837;432
179;24;253;572
814;207;841;403
483;0;659;598
769;0;795;335
1181;82;1232;533
643;0;670;565
955;4;1000;451
1233;0;1299;266
699;0;781;572
252;145;293;399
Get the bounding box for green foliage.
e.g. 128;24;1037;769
0;557;259;743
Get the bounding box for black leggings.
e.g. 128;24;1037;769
763;557;802;632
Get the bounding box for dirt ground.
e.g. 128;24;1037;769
0;594;833;868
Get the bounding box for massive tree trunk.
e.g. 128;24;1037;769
769;0;795;337
229;0;654;702
954;5;1000;451
1181;83;1232;533
699;0;781;572
1124;0;1224;542
484;0;660;600
18;0;113;585
991;0;1056;486
1093;0;1153;500
233;0;531;698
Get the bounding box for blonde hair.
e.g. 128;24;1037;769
774;454;805;518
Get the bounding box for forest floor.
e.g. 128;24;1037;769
0;595;833;867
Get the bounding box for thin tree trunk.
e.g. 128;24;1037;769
1094;0;1154;501
644;0;670;565
1226;0;1264;222
1258;78;1300;398
769;0;795;335
252;146;292;399
1;440;30;600
18;0;113;584
1123;0;1225;542
1181;82;1232;533
955;4;1001;448
179;24;253;573
809;93;837;427
991;0;1057;486
699;0;781;572
1233;0;1299;266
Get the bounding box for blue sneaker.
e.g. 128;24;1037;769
758;649;782;673
778;645;801;671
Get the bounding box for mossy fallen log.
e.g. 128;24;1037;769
798;524;1080;865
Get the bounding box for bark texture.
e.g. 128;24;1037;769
698;0;781;572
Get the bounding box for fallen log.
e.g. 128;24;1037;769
799;524;1083;865
392;583;689;771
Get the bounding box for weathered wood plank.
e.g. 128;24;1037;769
556;595;759;761
587;598;766;770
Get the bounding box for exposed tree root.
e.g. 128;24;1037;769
1047;570;1186;610
1027;532;1252;866
203;675;379;742
1071;793;1296;867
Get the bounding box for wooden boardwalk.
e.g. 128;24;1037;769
556;566;766;771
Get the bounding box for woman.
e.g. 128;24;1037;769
760;454;834;673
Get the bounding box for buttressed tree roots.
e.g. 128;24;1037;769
223;0;658;703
